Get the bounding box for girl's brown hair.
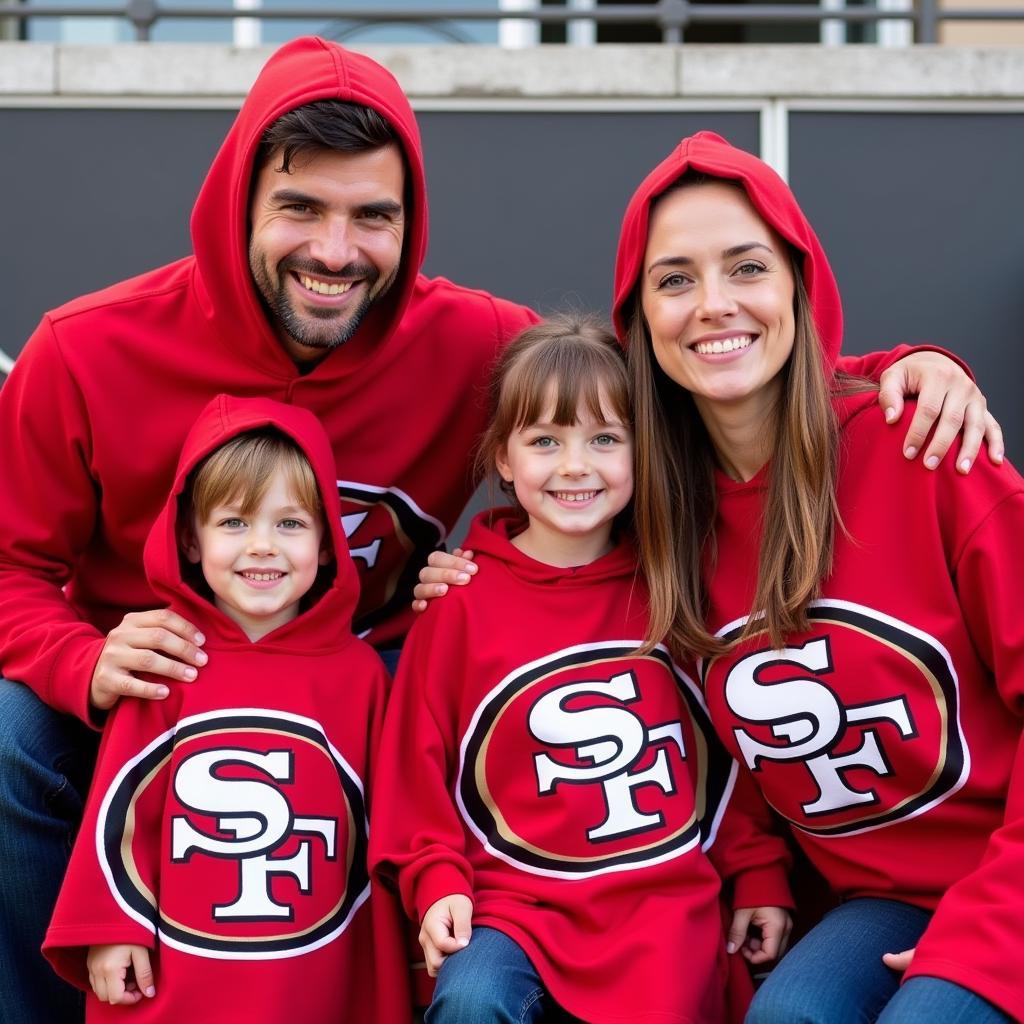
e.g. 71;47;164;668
187;428;323;528
627;189;844;659
475;313;633;511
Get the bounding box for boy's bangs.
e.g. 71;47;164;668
189;432;322;524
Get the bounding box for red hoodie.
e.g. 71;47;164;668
371;508;794;1024
0;36;535;722
43;394;412;1023
612;131;1024;1020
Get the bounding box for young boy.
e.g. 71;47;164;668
43;394;411;1023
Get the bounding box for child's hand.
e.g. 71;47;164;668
882;947;915;972
411;549;478;613
86;943;156;1005
419;893;473;977
727;905;792;965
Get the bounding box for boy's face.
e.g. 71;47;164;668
185;466;329;641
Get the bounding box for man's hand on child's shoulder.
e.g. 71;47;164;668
90;608;208;711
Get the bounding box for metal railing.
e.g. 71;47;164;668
0;0;1023;44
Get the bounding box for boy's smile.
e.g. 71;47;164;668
185;467;328;641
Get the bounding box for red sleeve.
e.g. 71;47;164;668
706;759;794;911
43;693;177;989
368;602;475;924
836;344;973;382
0;319;105;722
905;479;1024;1021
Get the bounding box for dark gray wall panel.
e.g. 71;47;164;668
5;106;1020;457
789;111;1024;459
417;110;760;315
2;108;232;359
1;107;757;361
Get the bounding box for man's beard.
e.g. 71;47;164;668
249;249;397;352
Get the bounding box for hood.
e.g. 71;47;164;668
464;507;639;588
143;394;360;646
190;36;428;375
611;131;842;370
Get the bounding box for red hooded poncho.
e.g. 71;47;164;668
0;37;534;722
613;131;1024;1020
44;394;412;1023
371;508;794;1024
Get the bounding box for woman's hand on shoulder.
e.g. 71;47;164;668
879;351;1004;475
411;549;478;613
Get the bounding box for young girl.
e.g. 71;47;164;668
611;132;1021;1022
44;394;411;1022
370;317;793;1024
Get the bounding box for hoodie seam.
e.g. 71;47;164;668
324;36;350;91
47;275;191;325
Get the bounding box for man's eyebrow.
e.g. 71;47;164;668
268;188;320;207
358;199;403;218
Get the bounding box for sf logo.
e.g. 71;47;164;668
726;636;916;816
171;748;337;921
529;671;685;841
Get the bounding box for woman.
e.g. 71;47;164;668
612;131;1020;1022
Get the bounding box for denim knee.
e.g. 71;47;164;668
747;898;932;1024
746;981;836;1024
0;678;96;839
878;977;1012;1024
0;680;93;1024
426;927;546;1024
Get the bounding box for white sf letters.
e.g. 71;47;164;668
171;747;337;919
530;672;685;841
725;638;915;816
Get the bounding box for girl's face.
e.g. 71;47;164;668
640;181;796;427
496;386;633;567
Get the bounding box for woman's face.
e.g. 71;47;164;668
640;181;797;424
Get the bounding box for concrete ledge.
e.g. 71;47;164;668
679;45;1024;98
0;43;55;94
375;45;678;97
57;44;267;96
0;43;1022;101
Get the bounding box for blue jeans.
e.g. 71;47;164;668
0;678;97;1024
426;926;573;1024
379;646;403;678
878;977;1010;1023
746;897;1010;1024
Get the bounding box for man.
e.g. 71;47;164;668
0;36;998;1022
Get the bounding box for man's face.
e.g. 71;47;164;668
248;143;406;365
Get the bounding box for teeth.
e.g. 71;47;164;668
694;335;753;355
299;275;354;296
552;490;597;502
242;571;283;581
